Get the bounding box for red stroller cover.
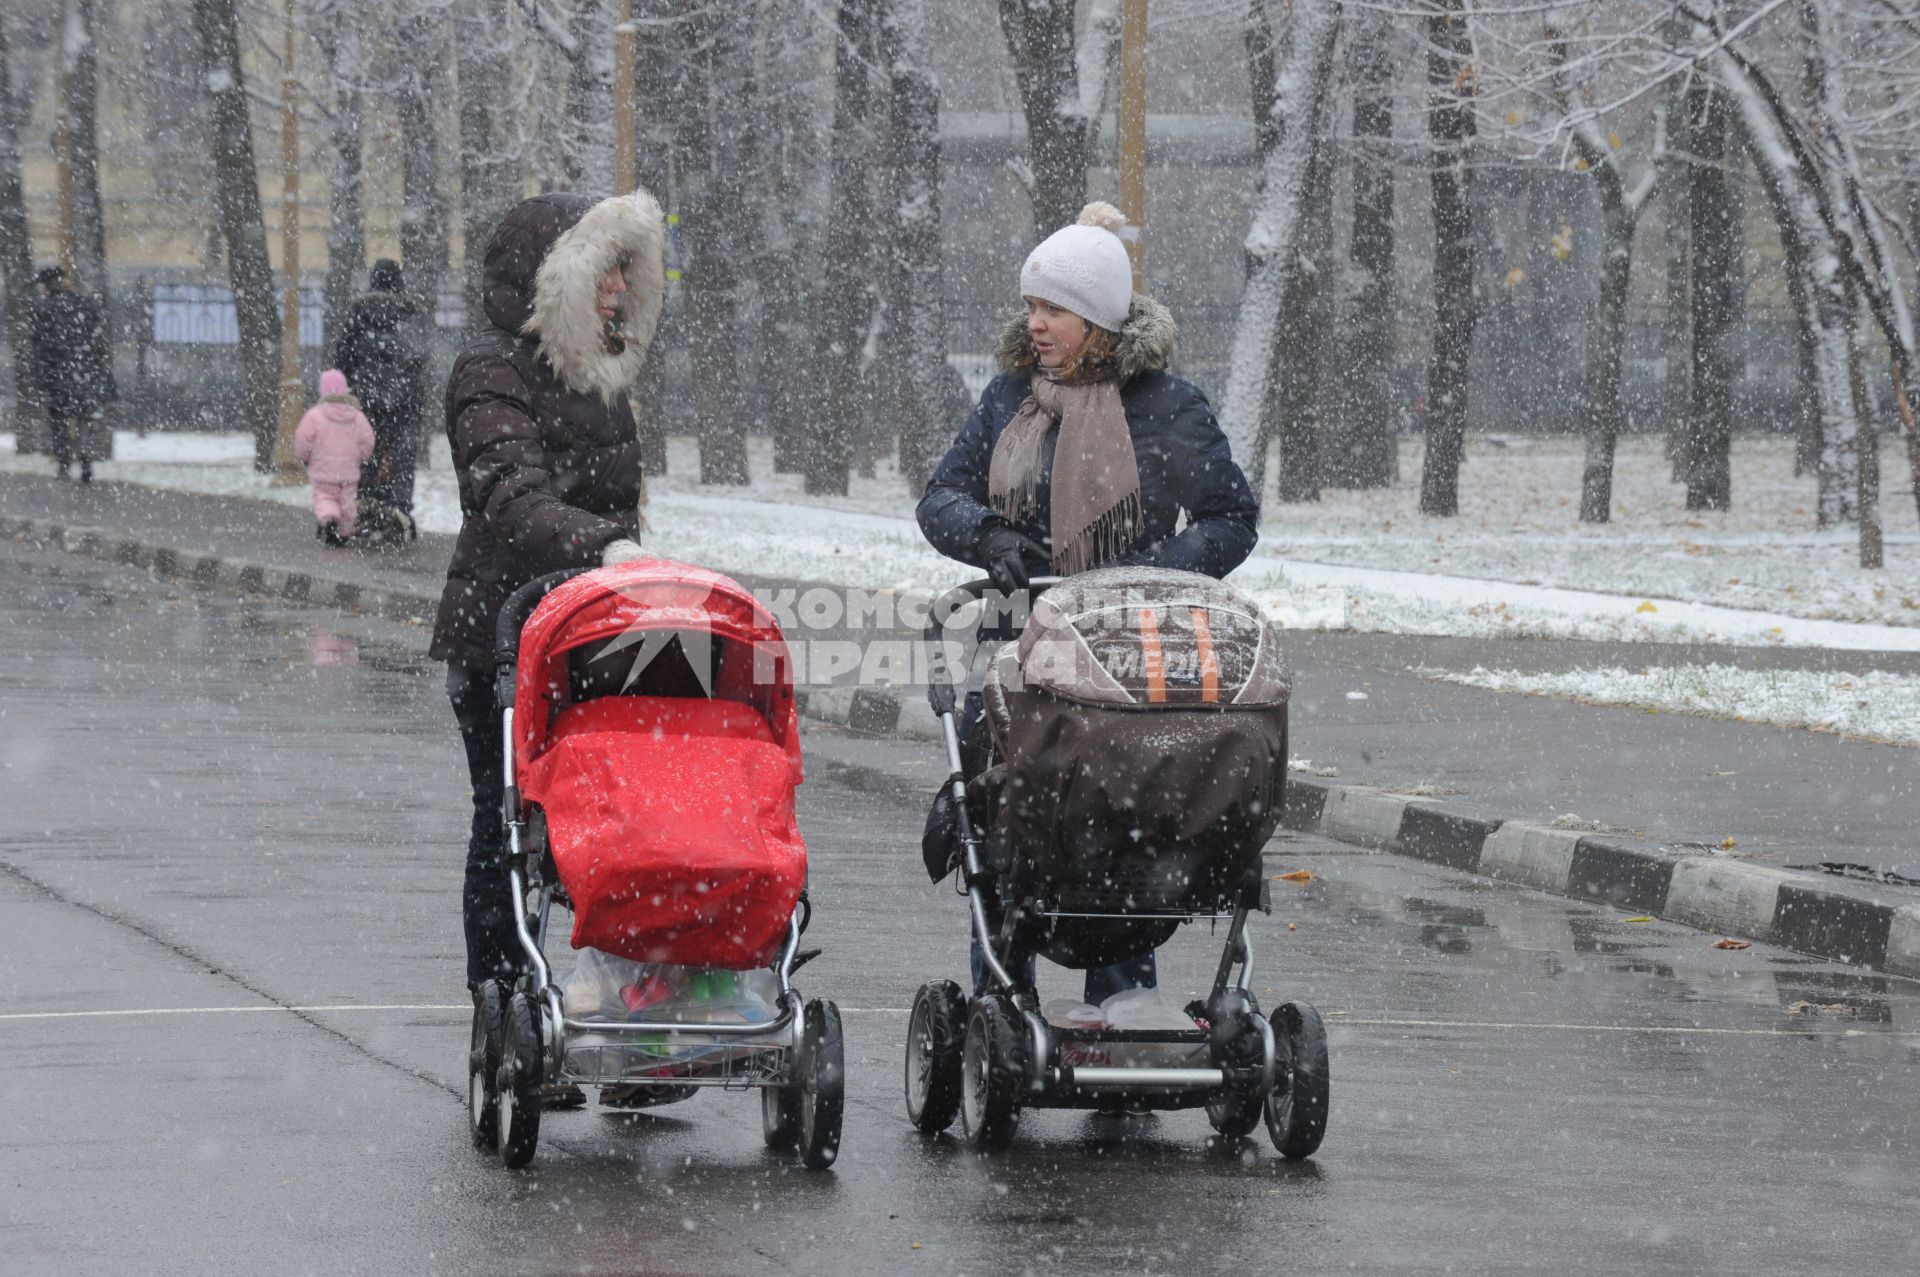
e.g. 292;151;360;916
512;562;807;969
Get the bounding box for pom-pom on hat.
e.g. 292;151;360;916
1018;201;1134;333
319;368;349;397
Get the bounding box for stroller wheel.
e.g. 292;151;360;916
797;1000;845;1170
1266;1001;1330;1160
468;981;506;1150
960;996;1025;1153
761;1078;801;1153
1204;1008;1267;1141
496;992;544;1169
904;981;966;1134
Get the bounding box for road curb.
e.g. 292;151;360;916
11;509;1916;982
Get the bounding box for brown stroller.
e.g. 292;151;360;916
905;567;1330;1156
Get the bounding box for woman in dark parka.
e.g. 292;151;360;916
916;201;1261;1005
430;189;666;992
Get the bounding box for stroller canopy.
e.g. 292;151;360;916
512;559;801;780
1010;566;1290;709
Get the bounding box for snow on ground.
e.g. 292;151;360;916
6;428;1919;651
1425;663;1920;750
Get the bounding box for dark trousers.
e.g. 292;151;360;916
958;690;1156;1004
447;665;520;990
47;408;97;471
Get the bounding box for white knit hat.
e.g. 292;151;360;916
1019;201;1134;333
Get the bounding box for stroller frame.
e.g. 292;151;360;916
904;577;1329;1156
467;568;842;1171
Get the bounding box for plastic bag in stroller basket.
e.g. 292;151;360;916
562;947;782;1076
520;697;806;968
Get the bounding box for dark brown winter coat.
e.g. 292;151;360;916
429;190;668;671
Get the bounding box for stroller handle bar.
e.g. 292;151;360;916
920;576;1062;718
493;568;594;712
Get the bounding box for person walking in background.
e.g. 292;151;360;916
293;369;376;546
28;265;115;483
331;258;428;528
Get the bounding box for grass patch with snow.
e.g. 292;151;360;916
1424;663;1920;747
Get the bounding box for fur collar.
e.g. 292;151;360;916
525;191;668;403
994;293;1177;383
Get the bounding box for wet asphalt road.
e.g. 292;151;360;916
2;543;1917;1276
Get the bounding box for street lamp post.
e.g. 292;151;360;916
614;1;637;195
270;0;303;484
1117;0;1148;289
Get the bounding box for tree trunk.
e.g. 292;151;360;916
1847;287;1881;567
397;18;448;328
1327;16;1395;490
879;0;948;493
1582;205;1634;523
683;11;751;486
1661;96;1691;480
64;0;107;303
1218;0;1341;501
191;0;282;471
1419;0;1477;518
0;12;47;454
1271;131;1334;504
1683;82;1735;512
997;0;1086;238
456;1;511;336
808;0;878;497
320;23;364;354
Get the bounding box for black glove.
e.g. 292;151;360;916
975;524;1048;595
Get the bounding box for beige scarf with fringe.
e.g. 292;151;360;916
987;371;1143;577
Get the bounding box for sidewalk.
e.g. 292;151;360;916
4;468;1916;979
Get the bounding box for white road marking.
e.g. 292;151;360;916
0;1004;1896;1039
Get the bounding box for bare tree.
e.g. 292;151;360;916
1540;18;1664;524
1418;0;1478;518
1219;0;1342;500
808;0;879;497
191;0;282;471
63;0;108;306
0;10;46;454
456;0;514;333
879;0;949;491
1326;14;1397;490
997;0;1087;237
317;9;364;352
397;12;449;323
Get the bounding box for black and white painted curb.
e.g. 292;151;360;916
4;515;439;625
1281;775;1920;980
13;510;1918;982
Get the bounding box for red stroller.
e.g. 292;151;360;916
467;561;843;1170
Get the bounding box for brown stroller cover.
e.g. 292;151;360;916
969;567;1291;967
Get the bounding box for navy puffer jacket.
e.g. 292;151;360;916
917;297;1259;581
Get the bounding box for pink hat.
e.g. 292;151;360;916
319;368;349;397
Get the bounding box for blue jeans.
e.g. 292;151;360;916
971;939;1156;1004
447;665;520;990
958;690;1157;1003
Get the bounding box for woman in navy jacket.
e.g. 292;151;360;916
916;201;1261;1004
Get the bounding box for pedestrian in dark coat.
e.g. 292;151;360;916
916;201;1261;1007
429;189;667;991
28;266;115;483
331;258;428;519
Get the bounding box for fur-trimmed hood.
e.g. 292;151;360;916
994;294;1177;383
480;190;667;403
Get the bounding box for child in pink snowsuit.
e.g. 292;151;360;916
293;369;376;544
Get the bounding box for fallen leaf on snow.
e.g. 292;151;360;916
1713;938;1751;950
1635;600;1659;614
1621;915;1654;924
1720;836;1738;850
1785;1000;1858;1017
1275;870;1316;883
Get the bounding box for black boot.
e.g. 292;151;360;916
78;459;92;484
